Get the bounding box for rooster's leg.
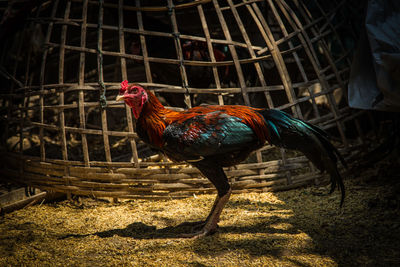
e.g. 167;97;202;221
180;165;231;238
177;194;220;230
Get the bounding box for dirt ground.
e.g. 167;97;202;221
1;160;399;267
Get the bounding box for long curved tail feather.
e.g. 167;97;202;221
261;109;346;207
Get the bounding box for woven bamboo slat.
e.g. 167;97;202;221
0;0;371;199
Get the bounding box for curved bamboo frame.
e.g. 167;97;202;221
0;0;370;199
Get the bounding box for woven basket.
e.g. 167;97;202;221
0;0;371;199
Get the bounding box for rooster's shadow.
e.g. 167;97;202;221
59;221;207;240
59;215;297;240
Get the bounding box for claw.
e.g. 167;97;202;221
178;225;219;239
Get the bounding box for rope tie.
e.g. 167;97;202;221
167;3;175;16
167;1;190;105
97;0;107;109
172;31;180;38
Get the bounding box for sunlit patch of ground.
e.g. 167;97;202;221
1;168;399;266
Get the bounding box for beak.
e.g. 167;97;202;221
115;95;125;102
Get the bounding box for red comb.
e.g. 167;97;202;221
121;80;129;91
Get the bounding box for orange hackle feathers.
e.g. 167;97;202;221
136;90;179;147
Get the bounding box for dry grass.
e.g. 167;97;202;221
1;166;399;266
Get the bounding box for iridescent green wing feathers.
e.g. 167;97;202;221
162;111;259;161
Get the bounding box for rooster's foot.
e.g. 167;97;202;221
178;225;219;239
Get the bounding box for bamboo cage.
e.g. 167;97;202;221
0;0;372;199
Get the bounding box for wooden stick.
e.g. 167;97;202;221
0;192;47;215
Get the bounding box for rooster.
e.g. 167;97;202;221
116;80;346;238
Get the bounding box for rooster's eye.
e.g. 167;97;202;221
129;87;138;94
